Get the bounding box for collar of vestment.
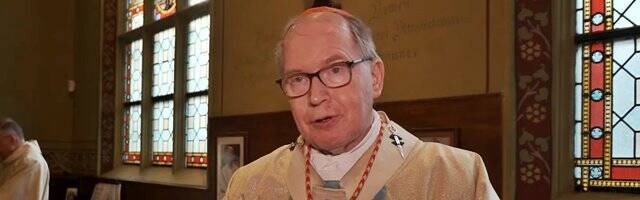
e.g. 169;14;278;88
286;111;421;200
2;140;41;166
310;109;381;181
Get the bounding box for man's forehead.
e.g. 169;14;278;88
288;12;350;36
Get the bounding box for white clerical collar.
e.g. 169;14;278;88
310;110;381;181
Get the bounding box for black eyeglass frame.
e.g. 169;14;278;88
275;57;373;98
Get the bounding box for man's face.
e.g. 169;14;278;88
0;131;16;160
281;13;384;154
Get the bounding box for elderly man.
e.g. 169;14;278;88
224;6;499;200
0;118;49;200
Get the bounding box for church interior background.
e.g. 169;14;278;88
1;0;639;199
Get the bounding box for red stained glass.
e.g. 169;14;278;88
590;138;603;158
611;167;640;180
574;21;640;191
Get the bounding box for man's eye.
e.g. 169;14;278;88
289;75;306;83
329;65;345;74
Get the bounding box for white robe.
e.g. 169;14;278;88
224;112;499;199
0;140;50;200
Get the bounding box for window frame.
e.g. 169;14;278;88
102;0;222;188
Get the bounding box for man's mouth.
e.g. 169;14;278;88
311;115;338;128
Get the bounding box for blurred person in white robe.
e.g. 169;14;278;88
0;118;49;200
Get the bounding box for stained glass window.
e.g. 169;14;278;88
154;0;176;21
118;0;211;171
185;15;210;168
152;28;175;166
126;0;144;31
123;105;142;164
188;0;208;6
575;0;640;192
153;100;174;166
153;28;175;97
185;96;208;167
612;0;640;30
125;39;143;102
576;0;640;35
122;39;143;165
187;16;210;93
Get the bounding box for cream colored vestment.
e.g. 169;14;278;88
0;140;50;200
224;114;499;200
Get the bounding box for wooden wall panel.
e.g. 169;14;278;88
209;93;503;196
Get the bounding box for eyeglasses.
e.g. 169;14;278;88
276;57;372;98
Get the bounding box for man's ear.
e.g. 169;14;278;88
371;58;384;98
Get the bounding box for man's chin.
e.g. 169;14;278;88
308;139;351;155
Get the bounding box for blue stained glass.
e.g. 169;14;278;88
591;127;603;139
577;0;583;9
614;0;640;29
591;89;604;101
614;0;634;12
153;28;175;97
613;39;635;66
187;15;210;93
153;100;174;155
575;85;582;121
125;105;142;153
637;132;640;157
637;79;640;103
575;122;582;158
614;61;622;74
185;95;208;155
125;39;143;102
574;167;582;179
590;167;603;179
613;69;635;115
591;51;603;63
591;13;604;25
625;106;640;131
612;122;634;157
576;10;583;35
576;46;582;84
625;55;640;78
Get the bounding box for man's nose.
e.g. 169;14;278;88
308;76;328;106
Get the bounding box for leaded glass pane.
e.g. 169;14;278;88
574;36;640;191
613;0;640;30
187;15;210;93
125;39;143;102
189;0;207;6
126;0;143;31
153;28;175;97
153;100;174;166
576;0;584;35
123;105;141;164
577;0;640;35
636;79;640;102
185;95;208;168
575;122;582;158
154;0;176;21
